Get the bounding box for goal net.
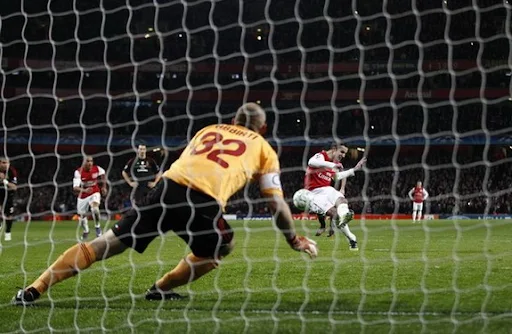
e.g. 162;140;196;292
1;0;512;332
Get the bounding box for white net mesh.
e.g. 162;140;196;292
1;0;512;332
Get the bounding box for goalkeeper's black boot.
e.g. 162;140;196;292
12;287;40;306
145;284;185;301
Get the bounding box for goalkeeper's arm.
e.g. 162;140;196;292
265;194;318;259
259;173;318;259
265;194;297;241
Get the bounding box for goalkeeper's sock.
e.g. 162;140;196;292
29;243;97;296
5;219;13;233
155;253;217;291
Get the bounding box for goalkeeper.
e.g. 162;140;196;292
13;102;318;305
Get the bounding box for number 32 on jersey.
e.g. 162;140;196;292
190;131;247;168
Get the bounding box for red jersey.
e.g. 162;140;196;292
73;165;106;199
304;151;337;190
409;186;428;203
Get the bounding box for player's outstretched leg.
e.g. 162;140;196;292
334;200;358;250
91;204;102;237
145;255;217;301
315;214;327;236
338;222;358;251
12;230;128;306
145;240;234;301
145;253;217;301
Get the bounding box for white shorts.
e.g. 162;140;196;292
412;202;423;211
77;192;101;215
308;186;344;215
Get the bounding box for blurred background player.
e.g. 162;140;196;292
408;181;429;222
13;102;318;305
73;156;107;240
303;144;365;249
0;157;18;241
122;144;162;207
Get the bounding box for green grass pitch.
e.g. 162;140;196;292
1;219;512;333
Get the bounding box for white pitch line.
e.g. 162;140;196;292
160;308;512;317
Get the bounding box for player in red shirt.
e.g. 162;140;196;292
73;156;107;240
408;181;429;222
294;144;366;250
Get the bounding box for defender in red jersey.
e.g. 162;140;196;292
73;156;107;240
295;143;366;250
408;181;429;222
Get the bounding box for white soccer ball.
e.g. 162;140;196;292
293;189;312;212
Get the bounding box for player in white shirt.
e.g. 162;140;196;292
408;181;429;222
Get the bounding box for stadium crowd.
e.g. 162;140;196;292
7;144;512;219
1;0;511;219
1;0;508;63
3;101;512;139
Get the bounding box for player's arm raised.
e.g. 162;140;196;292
259;148;318;259
334;157;367;181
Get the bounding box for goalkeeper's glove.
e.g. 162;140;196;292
287;235;318;259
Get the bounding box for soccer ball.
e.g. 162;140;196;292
293;189;312;211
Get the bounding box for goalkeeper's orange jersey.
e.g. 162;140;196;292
163;124;283;209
